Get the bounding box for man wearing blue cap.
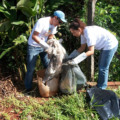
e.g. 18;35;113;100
24;10;67;92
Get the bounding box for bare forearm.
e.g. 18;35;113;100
78;47;85;53
77;44;86;53
77;45;94;57
86;50;94;56
32;35;41;44
32;31;49;49
85;45;95;56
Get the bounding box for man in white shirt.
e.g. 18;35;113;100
25;10;67;91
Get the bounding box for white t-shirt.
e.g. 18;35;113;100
81;26;118;50
28;17;57;47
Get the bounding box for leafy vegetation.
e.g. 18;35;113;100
1;88;120;120
94;0;120;81
0;0;45;78
0;0;120;90
0;0;88;79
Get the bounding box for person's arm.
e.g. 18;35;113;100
67;45;95;65
85;45;94;56
67;43;87;60
32;31;49;49
77;44;86;53
32;31;42;44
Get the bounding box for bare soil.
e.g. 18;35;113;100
0;72;45;120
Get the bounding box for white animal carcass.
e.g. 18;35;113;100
37;39;66;97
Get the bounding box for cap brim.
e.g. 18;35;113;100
61;18;67;23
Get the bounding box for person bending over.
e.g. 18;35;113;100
68;18;118;89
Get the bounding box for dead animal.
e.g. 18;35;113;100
37;39;67;97
37;75;59;97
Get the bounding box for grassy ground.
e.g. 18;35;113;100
0;87;120;120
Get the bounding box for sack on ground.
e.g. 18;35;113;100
87;87;120;120
59;64;87;94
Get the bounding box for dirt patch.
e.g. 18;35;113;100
0;78;16;98
0;73;46;120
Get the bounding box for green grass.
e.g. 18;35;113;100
1;87;120;120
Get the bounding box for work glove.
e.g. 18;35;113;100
67;52;87;65
68;49;80;59
39;40;50;50
63;49;80;63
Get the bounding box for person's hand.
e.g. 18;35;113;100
66;52;87;65
62;49;79;64
63;52;87;66
68;49;80;59
67;59;77;65
39;40;50;49
62;57;73;63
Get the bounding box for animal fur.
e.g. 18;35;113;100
37;39;67;97
44;39;66;81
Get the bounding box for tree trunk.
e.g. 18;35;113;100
87;0;97;81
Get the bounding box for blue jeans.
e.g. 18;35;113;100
24;45;49;90
97;45;118;89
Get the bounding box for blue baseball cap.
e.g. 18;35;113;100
54;10;67;23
